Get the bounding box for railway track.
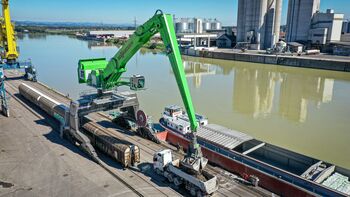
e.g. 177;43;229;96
4;71;273;196
4;80;148;197
92;112;273;197
81;122;172;197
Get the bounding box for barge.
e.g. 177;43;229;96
156;105;350;197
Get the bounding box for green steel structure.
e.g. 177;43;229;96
78;11;209;170
78;10;199;133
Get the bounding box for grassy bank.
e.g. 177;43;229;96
15;24;166;53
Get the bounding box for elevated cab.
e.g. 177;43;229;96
78;58;108;87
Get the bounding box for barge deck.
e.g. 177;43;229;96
158;112;350;197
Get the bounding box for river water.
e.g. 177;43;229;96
17;34;350;169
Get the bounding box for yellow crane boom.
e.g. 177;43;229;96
1;0;18;63
0;0;36;117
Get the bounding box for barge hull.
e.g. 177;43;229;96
158;129;346;197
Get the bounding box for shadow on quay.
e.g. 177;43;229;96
12;92;95;162
12;93;191;196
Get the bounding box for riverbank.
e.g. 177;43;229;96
105;37;165;51
181;48;350;72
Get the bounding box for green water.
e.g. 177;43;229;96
18;34;350;169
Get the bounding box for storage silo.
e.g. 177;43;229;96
237;0;282;50
286;0;320;42
188;18;195;33
266;0;282;47
175;22;182;33
194;18;203;33
203;19;211;31
176;19;190;33
210;19;222;30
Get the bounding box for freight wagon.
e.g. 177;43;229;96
18;83;68;125
19;83;140;168
83;122;140;167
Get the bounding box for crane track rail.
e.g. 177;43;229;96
81;122;171;197
4;72;273;196
3;80;147;197
92;113;243;197
93;112;273;197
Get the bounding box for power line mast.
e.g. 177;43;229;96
134;17;137;30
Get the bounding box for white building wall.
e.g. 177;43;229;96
88;30;135;38
309;10;344;43
330;14;344;41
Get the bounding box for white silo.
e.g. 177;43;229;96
286;0;320;42
194;18;203;33
203;19;211;31
237;0;282;50
176;18;190;33
210;19;222;30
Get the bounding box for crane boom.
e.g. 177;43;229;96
79;11;198;132
79;11;208;171
0;0;36;117
1;0;18;62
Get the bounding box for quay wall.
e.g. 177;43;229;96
181;48;350;72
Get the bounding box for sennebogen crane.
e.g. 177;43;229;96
73;10;208;173
0;0;37;117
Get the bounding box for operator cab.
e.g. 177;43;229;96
153;149;173;171
164;105;182;118
130;75;145;90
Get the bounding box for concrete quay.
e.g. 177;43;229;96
0;80;139;197
181;48;350;72
0;70;274;196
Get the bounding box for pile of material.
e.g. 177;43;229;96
322;173;350;195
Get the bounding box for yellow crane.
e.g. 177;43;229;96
0;0;36;117
0;0;18;63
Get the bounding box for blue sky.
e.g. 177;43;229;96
11;0;350;25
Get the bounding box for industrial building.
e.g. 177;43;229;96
174;18;222;34
87;30;134;39
341;34;350;42
309;9;344;44
342;20;350;34
286;0;320;42
177;33;217;49
174;17;223;49
216;34;235;48
236;0;282;50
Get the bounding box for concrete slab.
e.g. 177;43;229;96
0;93;138;197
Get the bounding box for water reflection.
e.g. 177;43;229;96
17;33;25;40
183;61;216;88
86;40;162;56
233;67;277;119
182;57;335;123
27;33;47;40
87;41;116;50
279;73;334;122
